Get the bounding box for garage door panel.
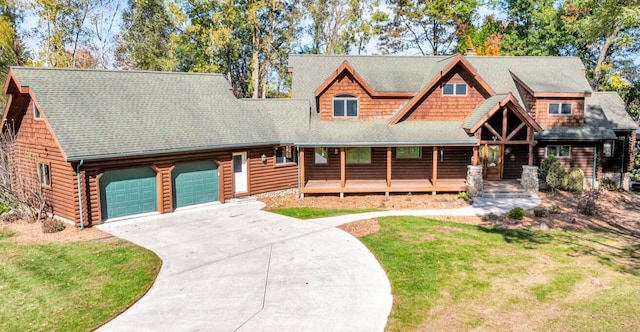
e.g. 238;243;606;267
101;167;157;221
173;161;218;208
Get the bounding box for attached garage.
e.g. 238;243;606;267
172;161;219;208
100;167;158;221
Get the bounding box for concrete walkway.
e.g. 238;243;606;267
96;197;540;332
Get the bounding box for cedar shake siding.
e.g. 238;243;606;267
317;71;411;120
534;98;585;128
13;100;79;222
80;146;298;225
403;70;490;122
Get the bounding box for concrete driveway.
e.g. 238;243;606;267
96;201;392;332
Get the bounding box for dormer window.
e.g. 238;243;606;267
548;103;572;115
442;83;467;96
333;94;358;118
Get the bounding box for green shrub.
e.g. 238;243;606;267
548;204;560;214
534;208;546;218
0;203;10;215
457;192;471;202
599;177;618;191
577;189;602;216
565;168;584;193
540;156;566;191
508;207;526;220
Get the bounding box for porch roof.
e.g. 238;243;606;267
296;120;477;146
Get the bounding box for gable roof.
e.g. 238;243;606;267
594;92;638;130
463;93;542;133
289;55;594;112
313;61;414;98
5;67;288;161
388;55;496;124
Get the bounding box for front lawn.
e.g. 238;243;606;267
269;207;379;219
360;216;640;331
0;231;161;331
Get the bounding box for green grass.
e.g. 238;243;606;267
359;216;640;331
269;207;379;219
0;231;161;331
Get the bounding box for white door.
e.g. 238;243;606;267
233;152;248;193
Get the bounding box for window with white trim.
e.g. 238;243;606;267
396;147;421;159
546;145;571;158
314;147;328;164
548;103;572;115
333;94;358;117
275;145;296;164
37;162;50;186
346;147;371;164
602;140;614;157
442;83;467;96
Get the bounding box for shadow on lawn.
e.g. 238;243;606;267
477;225;640;276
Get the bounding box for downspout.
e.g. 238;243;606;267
619;135;627;188
296;146;301;196
76;159;85;230
592;144;597;189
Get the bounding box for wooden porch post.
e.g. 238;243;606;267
386;147;392;188
299;148;305;196
432;146;438;192
473;146;479;166
340;147;346;188
527;127;534;166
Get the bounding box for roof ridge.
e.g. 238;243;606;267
9;66;226;77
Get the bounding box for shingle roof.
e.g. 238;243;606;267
241;98;311;143
463;94;509;129
9;67;286;161
288;55;593;111
594;92;638;130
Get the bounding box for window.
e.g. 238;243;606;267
396;147;421;159
546;145;571;158
346;147;371;164
602;140;614;157
548;103;572;115
275;145;296;164
333;95;358;117
314;147;328;164
37;162;50;186
34;104;41;119
442;83;467;96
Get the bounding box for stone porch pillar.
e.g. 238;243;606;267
466;165;483;197
521;165;539;195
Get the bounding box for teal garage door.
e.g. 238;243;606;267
172;161;219;208
100;167;157;221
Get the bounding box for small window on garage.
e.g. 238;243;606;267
275;145;296;164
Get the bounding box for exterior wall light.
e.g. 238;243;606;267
261;153;267;163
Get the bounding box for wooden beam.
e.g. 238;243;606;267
480;140;531;145
483;123;502;141
473;146;479;166
432;146;438;187
527;127;534;165
529;144;534;166
299;148;305;191
386;147;392;187
340;147;346;188
502;106;508;139
506;122;526;141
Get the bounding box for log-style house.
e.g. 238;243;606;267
2;54;637;226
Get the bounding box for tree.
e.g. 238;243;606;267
458;15;504;55
375;0;479;55
115;0;176;71
32;0;94;67
89;0;123;68
0;0;25;105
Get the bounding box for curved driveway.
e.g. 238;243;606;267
97;201;392;332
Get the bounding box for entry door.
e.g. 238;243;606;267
483;144;503;180
233;152;248;193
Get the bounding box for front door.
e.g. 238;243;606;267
232;152;248;194
483;144;502;180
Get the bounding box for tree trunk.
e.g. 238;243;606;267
591;27;620;90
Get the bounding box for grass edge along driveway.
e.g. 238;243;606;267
0;230;161;332
359;216;640;331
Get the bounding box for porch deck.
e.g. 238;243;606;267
302;179;467;195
